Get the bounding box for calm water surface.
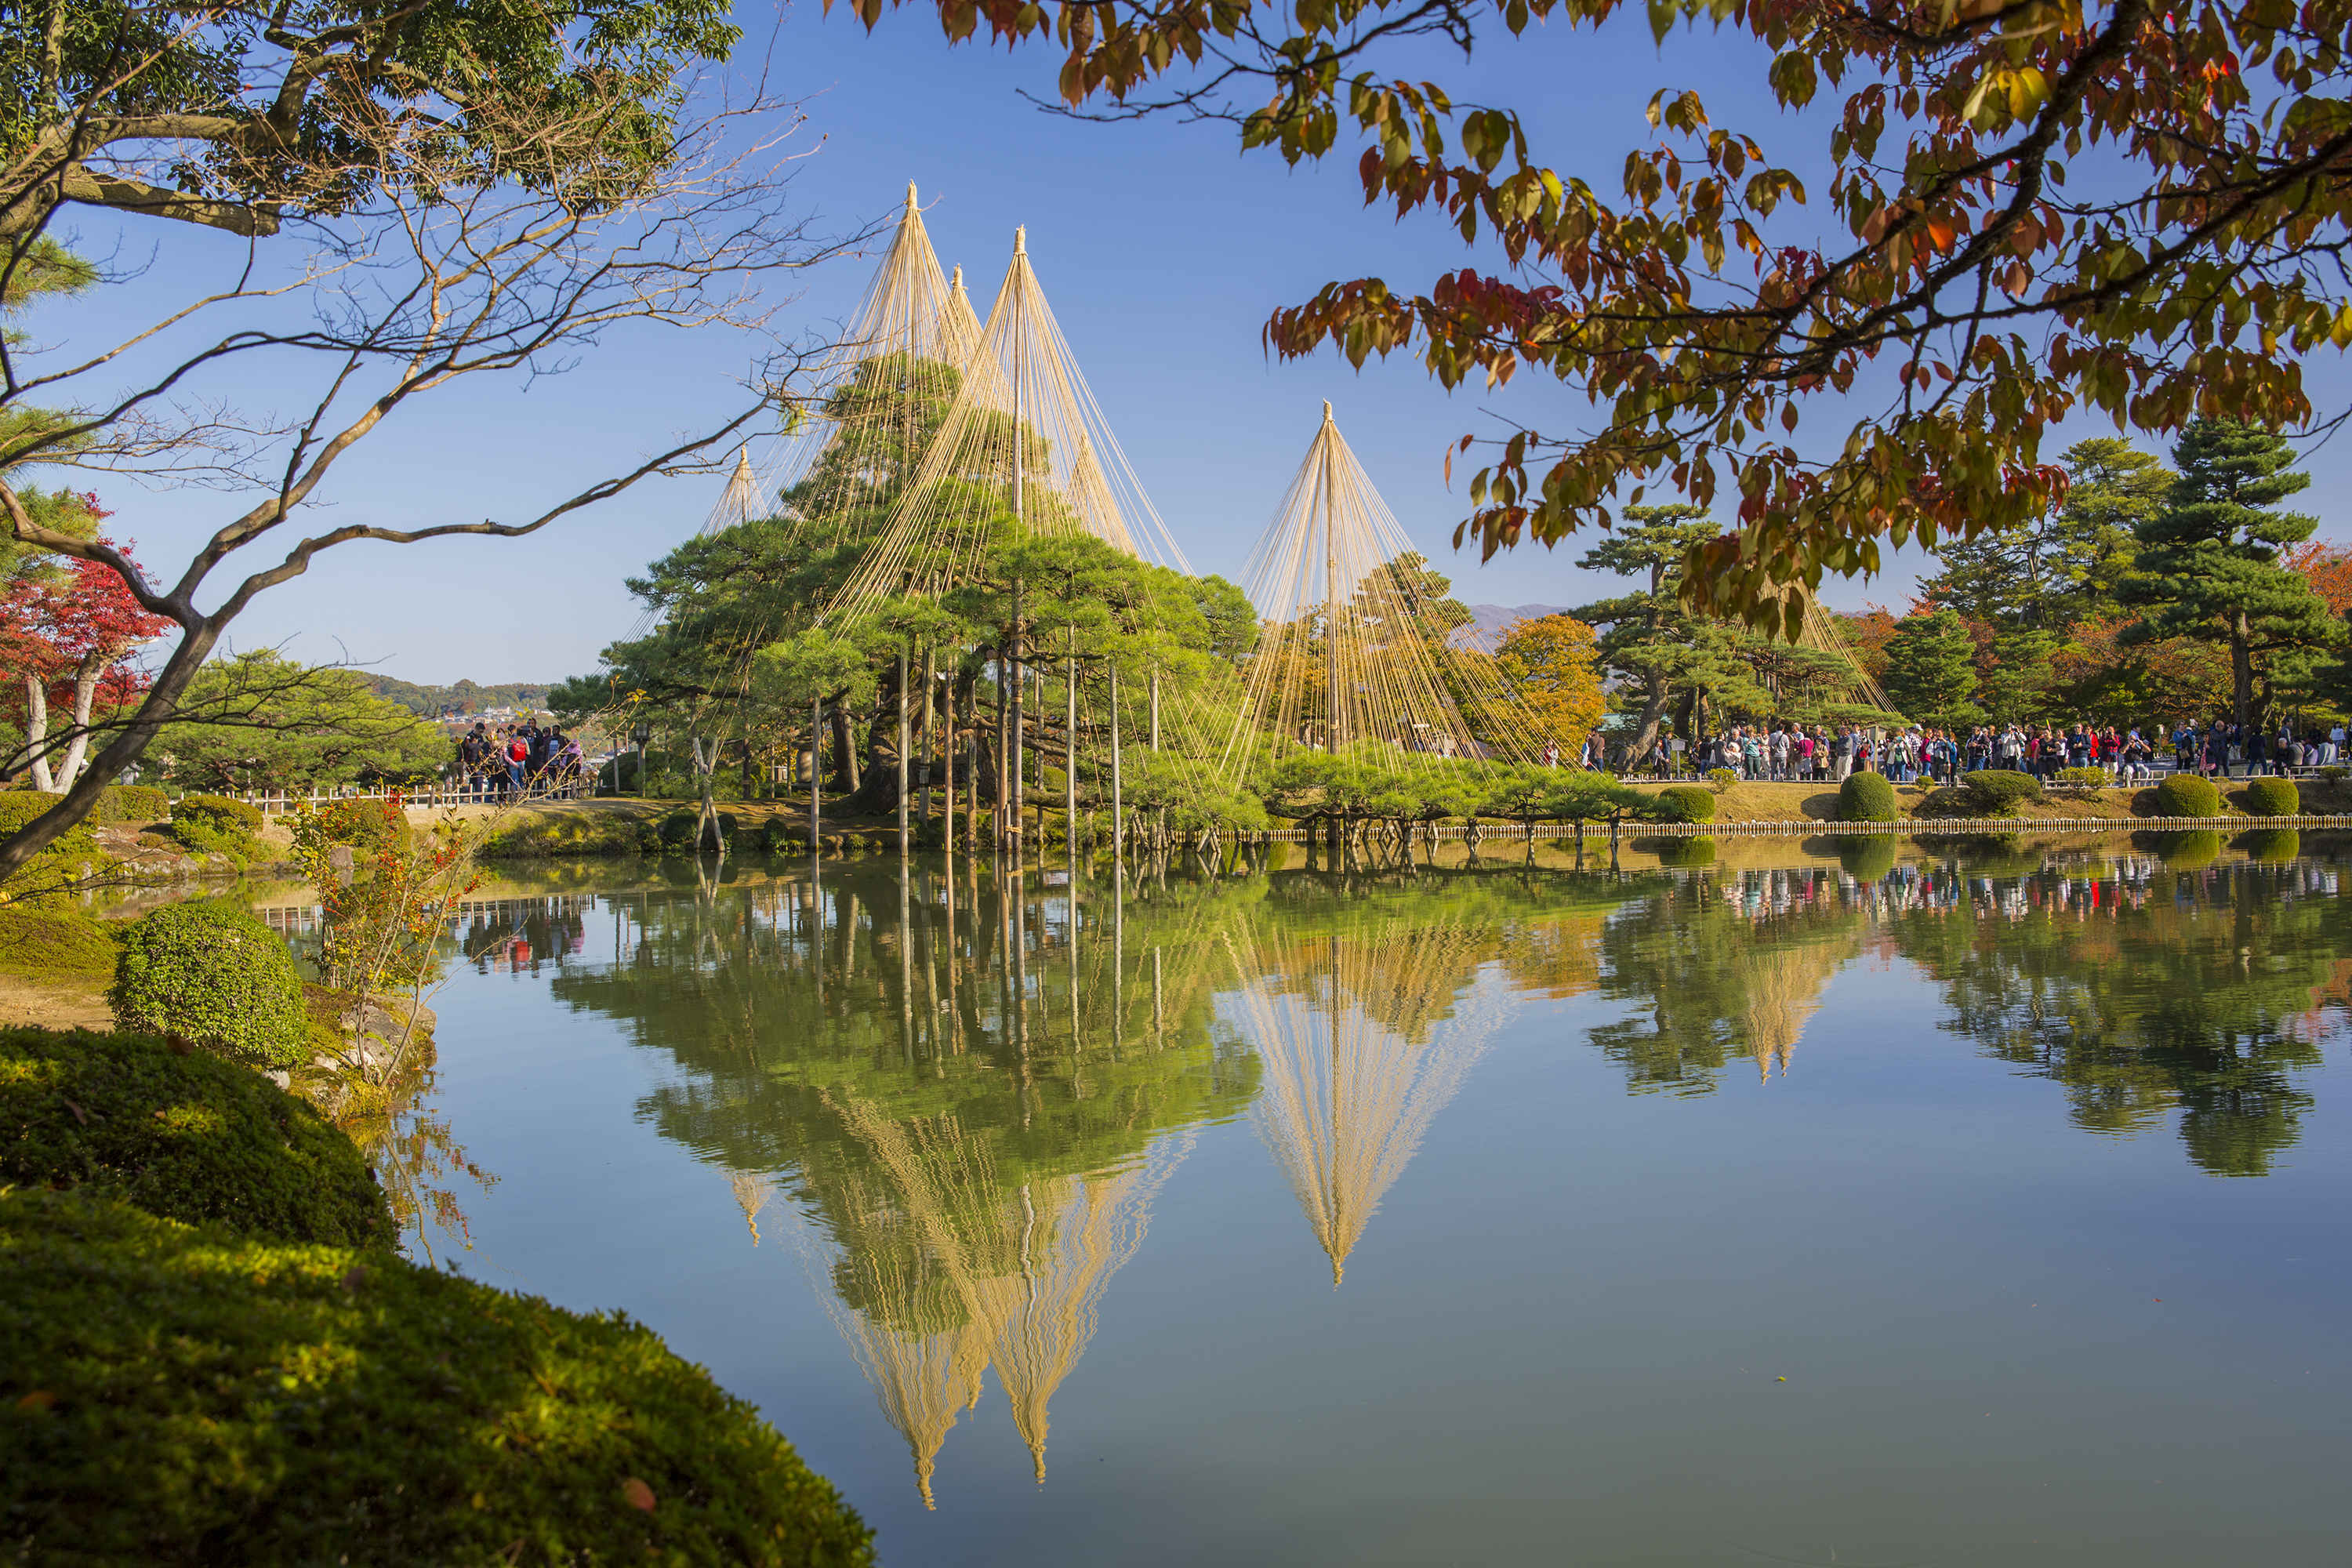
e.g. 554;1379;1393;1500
267;835;2352;1565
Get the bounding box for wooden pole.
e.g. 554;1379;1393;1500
809;697;822;855
896;645;910;856
942;673;956;859
1065;628;1078;866
1109;664;1123;858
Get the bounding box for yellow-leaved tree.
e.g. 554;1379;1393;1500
1492;614;1606;751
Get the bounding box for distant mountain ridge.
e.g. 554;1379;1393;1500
363;676;550;717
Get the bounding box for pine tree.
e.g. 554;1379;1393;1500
1879;608;1982;728
2126;419;2338;728
1570;506;1767;760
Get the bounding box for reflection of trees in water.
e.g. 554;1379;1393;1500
550;863;1257;1508
1587;869;1867;1094
1885;858;2349;1176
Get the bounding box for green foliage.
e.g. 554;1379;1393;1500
2241;828;2301;863
170;793;263;832
1879;608;1982;727
156;652;441;793
2127;419;2339;726
2156;773;2223;818
1705;766;1738;793
301;797;411;855
478;811;653;858
658;809;701;849
1652;786;1716;824
363;677;548;717
108;902;310;1068
0;1027;392;1247
94;784;169;823
1647;836;1715;867
2055;765;2114;795
2155;829;2224;869
1962;770;2044;815
0;1190;873;1566
0;791;100;902
1837;771;1900;822
2241;776;2299;817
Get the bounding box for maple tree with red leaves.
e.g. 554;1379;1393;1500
843;0;2352;634
2;535;176;793
2287;541;2352;618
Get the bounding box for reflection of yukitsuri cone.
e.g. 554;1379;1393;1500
978;1133;1193;1483
1230;924;1506;1284
1733;926;1863;1083
728;1170;774;1246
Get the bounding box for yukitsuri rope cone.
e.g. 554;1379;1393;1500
832;224;1189;615
751;182;979;548
705;445;768;535
1227;917;1509;1286
1221;403;1548;784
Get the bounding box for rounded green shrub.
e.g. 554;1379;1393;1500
1653;786;1717;823
171;793;264;833
1962;768;2044;815
1837;771;1900;822
0;1190;875;1567
657;809;700;849
2155;771;2223;818
1705;766;1739;793
108;902;310;1067
2241;776;2299;817
96;784;170;824
0;1027;391;1247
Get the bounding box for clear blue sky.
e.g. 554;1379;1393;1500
41;2;2352;684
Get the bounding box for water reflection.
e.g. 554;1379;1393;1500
427;838;2352;1507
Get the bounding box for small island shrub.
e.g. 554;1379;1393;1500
2241;776;2299;817
1962;769;2043;815
171;793;263;832
1652;786;1716;823
656;809;701;850
1837;771;1900;822
2323;765;2347;784
2155;772;2223;818
96;784;171;824
2054;765;2114;797
0;1190;875;1567
0;1027;392;1247
1705;767;1739;793
109;902;310;1067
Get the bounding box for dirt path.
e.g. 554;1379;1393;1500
0;974;111;1031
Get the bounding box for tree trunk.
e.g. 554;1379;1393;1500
49;654;103;793
829;702;859;793
2231;612;2254;731
24;673;53;792
1626;669;1671;766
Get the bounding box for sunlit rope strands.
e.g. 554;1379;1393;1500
833;225;1190;616
1221;404;1547;784
750;182;977;548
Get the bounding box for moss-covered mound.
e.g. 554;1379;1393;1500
109;901;310;1067
0;1027;392;1247
2156;772;2223;818
0;793;103;902
0;906;118;983
0;1190;875;1567
1837;771;1900;822
1962;768;2043;815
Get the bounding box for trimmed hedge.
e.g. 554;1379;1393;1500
1962;769;2043;815
108;902;310;1068
657;809;701;849
2156;772;2223;818
170;793;264;833
2241;776;2299;817
1837;771;1900;822
1653;786;1717;824
0;1190;875;1567
0;1027;391;1247
95;784;170;825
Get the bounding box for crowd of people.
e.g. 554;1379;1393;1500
1575;718;2351;785
455;720;587;800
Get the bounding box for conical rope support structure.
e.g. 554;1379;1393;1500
1220;404;1548;787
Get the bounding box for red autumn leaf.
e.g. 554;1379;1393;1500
621;1477;656;1512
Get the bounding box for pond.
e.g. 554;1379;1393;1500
252;834;2352;1566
